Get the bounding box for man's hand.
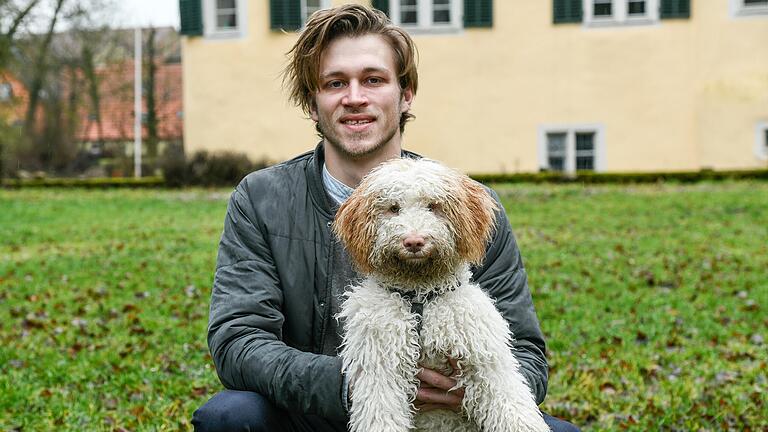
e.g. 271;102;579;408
414;358;465;412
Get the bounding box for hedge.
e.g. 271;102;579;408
470;169;768;184
2;169;767;189
1;176;166;189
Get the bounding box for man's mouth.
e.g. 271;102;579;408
342;119;373;125
340;115;375;128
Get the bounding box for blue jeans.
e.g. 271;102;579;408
192;390;580;432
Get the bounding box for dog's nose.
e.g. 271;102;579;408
402;235;425;253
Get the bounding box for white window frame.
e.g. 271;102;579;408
538;124;606;174
302;0;332;27
755;122;768;161
389;0;463;34
203;0;247;39
730;0;768;18
584;0;660;27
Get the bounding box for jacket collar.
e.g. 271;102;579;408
306;142;421;219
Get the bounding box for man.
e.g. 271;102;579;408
192;5;578;432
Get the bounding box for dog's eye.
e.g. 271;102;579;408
427;202;440;212
388;204;400;214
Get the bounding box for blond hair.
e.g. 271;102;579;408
283;4;419;133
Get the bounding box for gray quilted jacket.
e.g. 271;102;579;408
207;144;548;420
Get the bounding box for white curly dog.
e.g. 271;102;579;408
333;158;550;432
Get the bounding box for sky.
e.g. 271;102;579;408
116;0;180;29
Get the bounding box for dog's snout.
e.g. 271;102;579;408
402;235;426;253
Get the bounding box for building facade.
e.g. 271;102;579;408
179;0;768;174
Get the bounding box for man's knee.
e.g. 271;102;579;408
192;390;285;432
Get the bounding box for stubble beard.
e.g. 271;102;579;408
318;106;403;160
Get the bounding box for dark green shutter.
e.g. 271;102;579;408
179;0;203;36
270;0;302;31
660;0;690;19
464;0;493;28
372;0;390;17
553;0;583;24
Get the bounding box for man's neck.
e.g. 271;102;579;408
323;141;402;188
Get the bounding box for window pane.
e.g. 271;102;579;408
628;1;646;15
217;0;236;9
433;0;451;23
576;156;594;170
576;132;595;151
547;133;567;156
401;10;418;23
305;0;321;7
217;13;237;29
401;0;418;24
594;0;612;16
764;129;768;149
433;9;451;22
0;83;12;101
548;157;565;172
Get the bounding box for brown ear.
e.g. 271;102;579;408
332;188;378;274
445;176;499;266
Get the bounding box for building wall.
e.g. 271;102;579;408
181;0;768;173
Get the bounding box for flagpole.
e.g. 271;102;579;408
134;27;142;178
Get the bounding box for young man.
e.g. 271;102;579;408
192;5;578;432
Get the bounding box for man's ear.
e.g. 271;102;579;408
400;87;414;113
309;99;319;121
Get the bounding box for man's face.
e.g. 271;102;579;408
311;34;413;160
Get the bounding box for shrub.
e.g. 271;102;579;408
161;150;269;187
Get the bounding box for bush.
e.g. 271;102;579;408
161;150;270;187
470;168;768;184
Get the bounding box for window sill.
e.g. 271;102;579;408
735;6;768;17
584;17;658;28
399;25;463;35
204;29;245;40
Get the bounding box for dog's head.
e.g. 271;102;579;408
334;158;499;285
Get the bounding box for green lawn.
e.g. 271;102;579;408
1;182;766;431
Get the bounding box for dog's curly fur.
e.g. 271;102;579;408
333;158;550;432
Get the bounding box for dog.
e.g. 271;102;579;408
333;158;550;432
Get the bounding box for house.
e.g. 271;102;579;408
178;0;768;174
74;27;184;166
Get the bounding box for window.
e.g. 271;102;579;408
731;0;768;17
756;122;768;161
593;0;613;16
204;0;246;38
389;0;462;32
546;133;567;172
0;83;12;101
539;125;605;173
302;0;331;26
575;132;596;170
584;0;660;25
215;0;237;30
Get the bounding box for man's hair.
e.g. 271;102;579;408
283;4;419;133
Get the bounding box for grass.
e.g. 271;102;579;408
0;182;766;431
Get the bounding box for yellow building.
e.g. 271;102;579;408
179;0;768;174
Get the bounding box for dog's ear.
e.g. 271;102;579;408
333;186;378;274
446;175;499;266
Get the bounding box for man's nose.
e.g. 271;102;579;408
342;81;368;107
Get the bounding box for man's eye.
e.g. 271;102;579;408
367;77;382;85
327;81;344;89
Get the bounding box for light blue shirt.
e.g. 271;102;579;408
322;163;355;205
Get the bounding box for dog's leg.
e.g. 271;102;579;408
425;286;550;432
338;284;420;432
